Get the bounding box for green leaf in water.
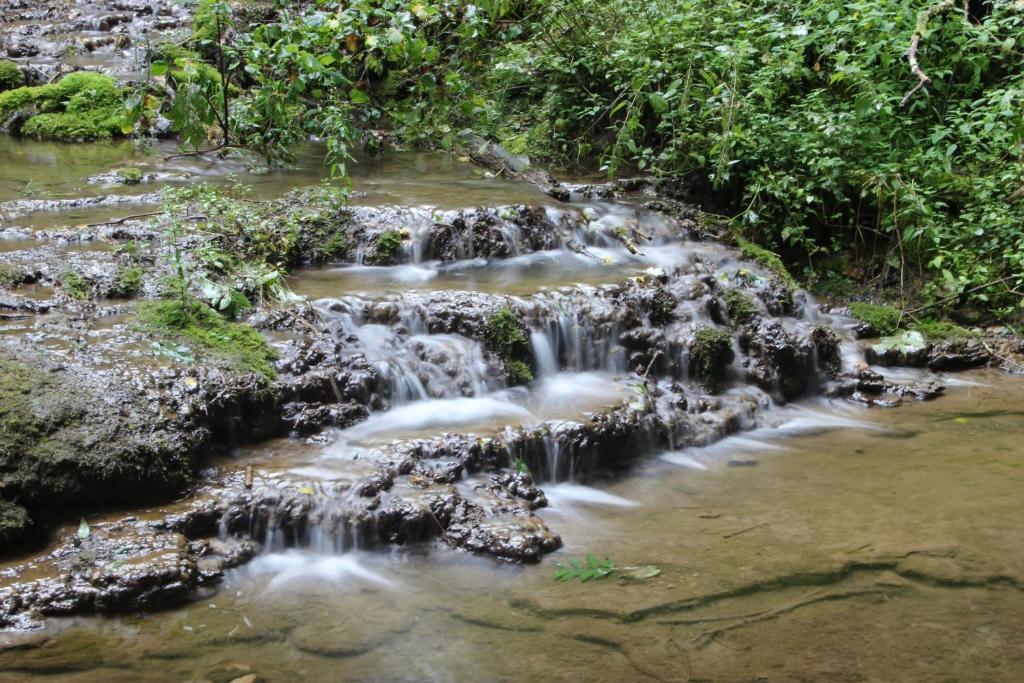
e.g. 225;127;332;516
872;330;926;355
622;565;661;580
77;518;91;541
555;553;615;582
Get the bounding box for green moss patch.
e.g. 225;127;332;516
138;300;278;379
116;167;144;185
60;270;90;300
372;230;404;265
109;266;144;298
736;238;798;289
483;306;534;384
0;264;27;288
912;319;978;343
0;72;127;141
724;289;757;325
0;353;197;511
849;302;901;337
689;326;735;391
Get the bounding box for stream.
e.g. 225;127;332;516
2;4;1024;678
1;372;1022;681
1;138;1021;681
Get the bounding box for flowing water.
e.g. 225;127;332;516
0;374;1021;681
2;127;1024;680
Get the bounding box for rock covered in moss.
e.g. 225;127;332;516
0;72;126;141
483;306;535;384
0;353;201;511
689;326;734;391
849;302;901;337
723;288;757;325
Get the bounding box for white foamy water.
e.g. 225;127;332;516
529;372;626;411
544;483;639;508
661;435;783;469
247;551;396;590
340;395;535;443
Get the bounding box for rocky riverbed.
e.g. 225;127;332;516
1;144;1015;630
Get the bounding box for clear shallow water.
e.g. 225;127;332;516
0;137;551;231
2;373;1022;682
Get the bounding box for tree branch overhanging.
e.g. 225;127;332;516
900;0;968;108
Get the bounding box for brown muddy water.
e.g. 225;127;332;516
1;372;1021;682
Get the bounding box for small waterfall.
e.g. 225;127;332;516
319;299;500;406
521;289;631;376
530;328;559;377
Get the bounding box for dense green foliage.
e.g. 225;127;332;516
136;1;1024;321
0;60;24;92
159;183;350;315
461;0;1024;320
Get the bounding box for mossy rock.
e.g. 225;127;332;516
735;237;798;290
483;306;534;385
849;302;902;337
912;319;977;343
689;326;734;391
0;264;28;288
137;300;279;379
0;72;126;141
108;266;144;298
59;269;91;300
724;289;757;325
0;353;198;511
371;230;404;265
116;167;144;185
0;60;24;93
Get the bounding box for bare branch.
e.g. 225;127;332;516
900;0;966;108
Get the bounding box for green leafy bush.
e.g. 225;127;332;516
0;60;24;92
137;1;1024;320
